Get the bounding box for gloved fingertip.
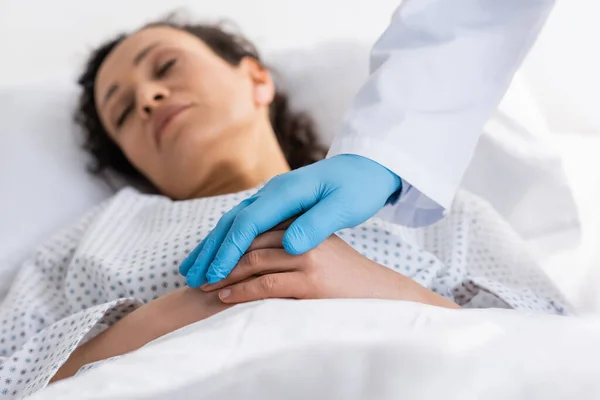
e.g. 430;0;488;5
179;258;193;276
281;237;306;256
206;271;225;285
186;268;205;288
179;240;206;276
282;228;311;255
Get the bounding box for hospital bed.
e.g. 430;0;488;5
27;300;600;400
1;0;600;398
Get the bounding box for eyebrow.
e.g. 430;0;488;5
133;42;160;66
102;42;161;106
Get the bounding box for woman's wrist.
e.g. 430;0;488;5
148;287;230;336
50;301;162;383
366;259;460;309
51;288;231;383
395;274;460;309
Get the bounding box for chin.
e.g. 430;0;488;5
158;156;204;200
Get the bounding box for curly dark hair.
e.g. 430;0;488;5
75;19;327;187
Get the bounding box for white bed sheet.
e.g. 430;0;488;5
30;300;600;400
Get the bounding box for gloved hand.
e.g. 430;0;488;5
180;154;402;287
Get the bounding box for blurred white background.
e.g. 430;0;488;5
0;1;399;82
0;0;599;311
0;0;598;135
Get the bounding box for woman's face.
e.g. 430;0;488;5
95;26;276;198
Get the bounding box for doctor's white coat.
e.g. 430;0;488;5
328;0;556;227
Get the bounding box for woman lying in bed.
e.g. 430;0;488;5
0;19;569;398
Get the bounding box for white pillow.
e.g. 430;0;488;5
0;43;579;301
0;84;114;299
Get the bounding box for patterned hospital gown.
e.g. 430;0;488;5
0;187;570;398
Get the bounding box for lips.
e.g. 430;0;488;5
152;104;193;147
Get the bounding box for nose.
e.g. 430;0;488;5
136;83;169;118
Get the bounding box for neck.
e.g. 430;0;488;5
189;122;290;198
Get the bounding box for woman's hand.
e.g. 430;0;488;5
181;154;402;287
202;223;458;309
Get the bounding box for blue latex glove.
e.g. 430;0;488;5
180;154;401;287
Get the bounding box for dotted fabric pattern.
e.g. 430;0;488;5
0;188;570;398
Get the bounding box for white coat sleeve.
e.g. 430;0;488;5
327;0;555;227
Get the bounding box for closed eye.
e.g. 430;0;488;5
116;103;134;128
157;58;176;78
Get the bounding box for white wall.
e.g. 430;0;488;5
0;0;598;134
520;0;600;134
0;0;398;84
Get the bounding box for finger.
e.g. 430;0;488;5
247;231;285;252
217;272;308;304
205;188;317;284
206;247;301;291
270;217;297;232
179;237;205;276
203;248;297;292
283;193;350;255
186;198;255;288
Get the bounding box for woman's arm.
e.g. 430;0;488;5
201;225;459;309
51;288;231;382
53;224;457;383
